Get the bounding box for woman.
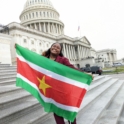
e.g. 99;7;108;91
42;42;93;124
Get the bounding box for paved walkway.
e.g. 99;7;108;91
108;73;124;80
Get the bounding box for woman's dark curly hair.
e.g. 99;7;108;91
42;43;64;57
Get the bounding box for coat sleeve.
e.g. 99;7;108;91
63;57;82;71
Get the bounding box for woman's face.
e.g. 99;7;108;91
50;43;61;56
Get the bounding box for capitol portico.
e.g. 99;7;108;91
0;0;119;68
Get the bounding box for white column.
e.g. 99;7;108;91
66;44;70;60
86;48;89;57
63;44;67;57
82;47;85;58
71;46;74;61
109;53;112;61
86;48;88;57
69;45;72;60
87;48;90;56
81;46;84;58
73;47;77;60
56;24;58;34
62;26;64;34
30;24;33;29
39;23;41;31
68;45;71;60
65;44;68;58
58;25;60;34
114;53;117;61
72;46;75;60
44;23;46;32
48;23;50;33
83;47;86;58
77;45;80;60
34;23;37;30
52;23;54;33
79;46;82;59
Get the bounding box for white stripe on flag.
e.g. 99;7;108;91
17;73;79;112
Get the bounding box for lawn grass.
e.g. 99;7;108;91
103;66;124;74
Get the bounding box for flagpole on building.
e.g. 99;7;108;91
78;21;81;38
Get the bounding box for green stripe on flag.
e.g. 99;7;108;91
16;44;92;85
16;77;77;122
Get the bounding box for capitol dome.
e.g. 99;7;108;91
20;0;64;36
24;0;53;9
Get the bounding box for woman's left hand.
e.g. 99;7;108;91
86;73;94;80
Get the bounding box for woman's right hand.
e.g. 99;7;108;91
15;43;17;48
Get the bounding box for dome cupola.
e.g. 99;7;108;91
20;0;64;36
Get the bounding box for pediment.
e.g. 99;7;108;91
79;36;91;45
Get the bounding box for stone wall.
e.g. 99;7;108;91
0;33;13;64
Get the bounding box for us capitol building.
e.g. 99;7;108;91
0;0;118;68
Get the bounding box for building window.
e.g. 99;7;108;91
39;42;41;46
31;40;34;44
47;44;49;47
40;12;42;16
24;39;27;43
44;12;45;17
32;13;34;18
29;14;31;18
36;12;38;17
26;15;28;19
47;12;49;17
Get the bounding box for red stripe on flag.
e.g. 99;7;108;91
17;58;87;107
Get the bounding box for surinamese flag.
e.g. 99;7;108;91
16;44;92;122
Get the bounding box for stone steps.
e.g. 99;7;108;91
0;75;16;82
96;80;124;124
0;84;20;96
0;79;16;86
0;67;17;70
0;70;16;73
0;64;10;67
76;80;123;124
0;73;16;77
118;107;124;124
0;64;124;124
0;99;39;124
0;74;110;124
0;75;102;124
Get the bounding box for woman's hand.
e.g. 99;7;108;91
85;73;94;80
15;43;17;48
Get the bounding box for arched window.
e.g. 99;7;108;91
24;39;27;43
44;12;45;17
29;14;31;18
36;12;38;17
40;12;42;16
32;13;34;18
47;12;49;17
26;15;28;19
39;42;42;46
31;40;34;44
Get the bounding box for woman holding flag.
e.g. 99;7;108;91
42;42;93;124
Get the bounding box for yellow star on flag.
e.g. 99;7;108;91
37;76;51;95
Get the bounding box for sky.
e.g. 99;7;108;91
0;0;124;59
